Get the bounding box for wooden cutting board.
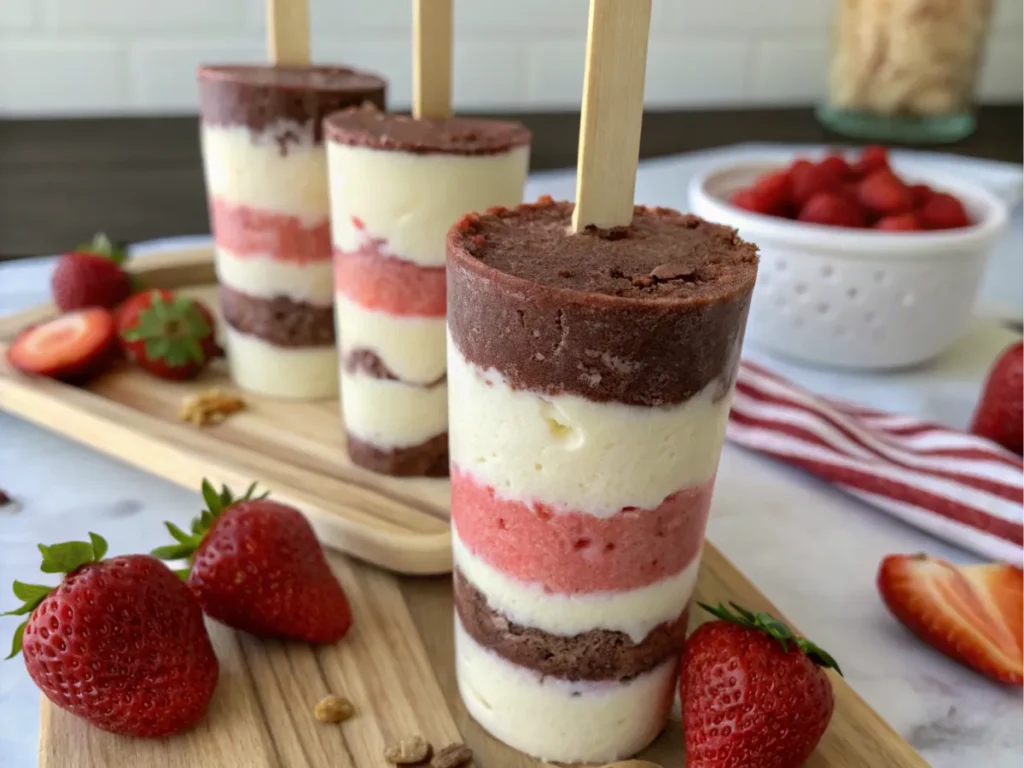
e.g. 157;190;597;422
0;247;451;575
38;547;927;767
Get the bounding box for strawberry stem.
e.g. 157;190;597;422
151;479;268;569
3;532;109;660
698;601;843;676
78;232;128;265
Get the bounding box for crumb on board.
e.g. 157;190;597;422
313;694;354;723
178;388;245;427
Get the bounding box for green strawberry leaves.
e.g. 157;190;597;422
699;601;843;676
39;532;108;574
121;292;212;367
78;232;129;265
4;532;109;659
152;479;268;570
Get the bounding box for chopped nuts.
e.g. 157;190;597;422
178;388;245;427
383;736;432;764
430;742;473;768
313;695;354;723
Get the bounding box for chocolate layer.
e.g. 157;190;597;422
344;348;446;387
324;104;531;155
220;285;334;347
446;197;758;406
347;433;449;477
454;569;689;682
198;65;386;142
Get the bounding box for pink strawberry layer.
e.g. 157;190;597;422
451;466;713;594
333;239;446;317
209;198;330;264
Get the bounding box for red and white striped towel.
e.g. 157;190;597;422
726;360;1024;565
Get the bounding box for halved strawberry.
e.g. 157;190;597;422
5;308;118;382
878;553;1023;685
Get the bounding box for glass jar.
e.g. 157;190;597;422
817;0;995;144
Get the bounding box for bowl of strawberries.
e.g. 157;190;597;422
689;146;1009;369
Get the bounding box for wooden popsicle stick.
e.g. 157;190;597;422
266;0;311;66
412;0;454;119
572;0;652;232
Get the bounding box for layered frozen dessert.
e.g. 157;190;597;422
447;198;758;763
199;66;386;399
324;106;530;476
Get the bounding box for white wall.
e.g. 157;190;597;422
1;0;1021;116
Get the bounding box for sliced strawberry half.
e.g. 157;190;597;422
878;553;1023;685
5;307;118;382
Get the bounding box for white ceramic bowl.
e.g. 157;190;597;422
688;159;1009;370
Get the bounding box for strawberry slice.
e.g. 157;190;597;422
878;553;1023;685
5;308;118;383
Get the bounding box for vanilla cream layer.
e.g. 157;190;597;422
453;527;699;643
201;123;327;223
447;334;731;515
223;325;337;400
334;295;446;384
340;370;447;448
327;143;529;267
216;247;334;305
456;619;675;763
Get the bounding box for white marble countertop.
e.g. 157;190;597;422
2;151;1023;766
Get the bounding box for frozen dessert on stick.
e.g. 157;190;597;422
325;0;530;475
447;0;759;762
199;0;386;399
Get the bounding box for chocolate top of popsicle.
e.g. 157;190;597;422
446;197;759;406
198;65;387;141
324;104;531;155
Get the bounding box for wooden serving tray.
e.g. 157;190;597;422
38;548;927;767
0;246;452;575
3;247;925;766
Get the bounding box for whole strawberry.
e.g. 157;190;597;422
51;233;133;311
970;341;1023;455
3;533;218;737
154;481;352;643
681;602;841;768
117;289;218;381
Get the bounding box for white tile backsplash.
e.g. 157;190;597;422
0;0;1019;116
2;0;36;29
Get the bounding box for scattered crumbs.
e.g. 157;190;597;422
178;388;245;427
313;694;354;723
383;735;432;764
0;489;10;506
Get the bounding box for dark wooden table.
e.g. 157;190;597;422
1;105;1020;260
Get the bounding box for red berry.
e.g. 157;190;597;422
820;152;853;181
749;170;793;215
908;184;934;206
798;192;867;228
154;482;354;644
791;160;845;208
117;289;218;380
970;341;1023;455
875;213;923;231
10;534;218;737
858;170;916;216
51;252;133;312
730;188;761;213
919;192;971;230
6;307;119;383
852;145;890;177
